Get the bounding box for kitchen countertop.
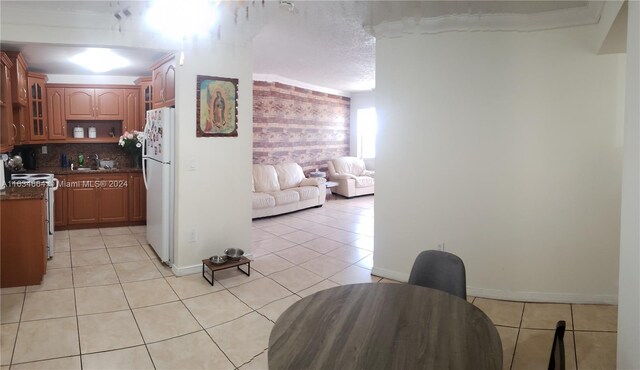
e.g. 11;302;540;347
0;185;46;201
24;167;143;175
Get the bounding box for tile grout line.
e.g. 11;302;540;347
162;272;249;367
507;302;526;370
571;304;579;370
71;270;83;370
7;288;27;367
117;264;158;370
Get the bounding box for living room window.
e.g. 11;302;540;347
357;107;377;158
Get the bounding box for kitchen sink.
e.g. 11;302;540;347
73;167;117;172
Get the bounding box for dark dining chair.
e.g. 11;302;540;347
408;250;467;300
548;320;566;370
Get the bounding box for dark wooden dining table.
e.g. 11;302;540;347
268;283;502;370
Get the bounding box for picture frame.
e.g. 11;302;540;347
196;75;239;137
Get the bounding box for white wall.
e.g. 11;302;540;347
617;1;640;368
349;91;375;158
172;42;253;273
374;26;626;303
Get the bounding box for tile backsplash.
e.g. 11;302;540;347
14;143;133;169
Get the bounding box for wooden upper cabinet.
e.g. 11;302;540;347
123;88;140;133
5;52;28;106
135;77;152;130
47;87;66;140
14;106;28;145
163;64;175;107
27;73;48;142
1;52;15;152
152;67;163;107
65;88;95;120
65;88;123;120
151;54;175;108
95;88;124;120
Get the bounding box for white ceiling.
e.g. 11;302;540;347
0;42;167;77
0;1;598;93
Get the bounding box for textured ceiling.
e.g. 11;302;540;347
253;0;592;93
1;1;596;93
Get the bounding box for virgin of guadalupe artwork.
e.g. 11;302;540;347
196;75;239;137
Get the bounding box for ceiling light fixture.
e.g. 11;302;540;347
70;48;130;73
146;0;219;40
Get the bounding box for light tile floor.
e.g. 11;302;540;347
0;196;617;369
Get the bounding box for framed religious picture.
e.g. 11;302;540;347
196;75;239;137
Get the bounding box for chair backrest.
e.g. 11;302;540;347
548;320;566;370
408;250;467;299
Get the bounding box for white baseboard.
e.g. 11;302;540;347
171;264;200;276
371;266;618;305
171;253;254;277
467;287;618;305
371;267;409;282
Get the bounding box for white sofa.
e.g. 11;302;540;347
328;157;375;198
252;163;326;218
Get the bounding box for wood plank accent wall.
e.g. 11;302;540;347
253;81;350;174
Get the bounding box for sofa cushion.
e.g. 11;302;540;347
274;163;305;190
294;186;319;201
270;190;300;205
252;193;275;209
355;176;375;188
300;177;326;186
332;157;366;176
253;164;280;192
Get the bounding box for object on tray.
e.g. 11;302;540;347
224;248;244;260
209;255;228;265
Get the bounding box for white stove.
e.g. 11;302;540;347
11;173;59;258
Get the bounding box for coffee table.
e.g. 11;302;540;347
325;181;338;200
269;283;502;369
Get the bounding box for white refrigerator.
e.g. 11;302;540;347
143;107;175;263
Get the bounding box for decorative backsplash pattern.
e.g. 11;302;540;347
15;143;132;169
253;81;350;174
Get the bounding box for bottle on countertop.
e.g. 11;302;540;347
61;153;67;168
78;153;84;167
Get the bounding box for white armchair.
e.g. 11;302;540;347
327;157;375;198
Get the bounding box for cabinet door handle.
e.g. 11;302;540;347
12;123;17;140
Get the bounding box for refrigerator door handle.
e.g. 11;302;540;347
142;157;149;190
142;114;150;190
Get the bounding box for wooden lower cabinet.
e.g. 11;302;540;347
129;173;146;222
100;174;129;223
1;197;47;287
63;172;144;228
67;175;100;225
54;175;67;227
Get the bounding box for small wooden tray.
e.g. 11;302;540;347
201;256;250;286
